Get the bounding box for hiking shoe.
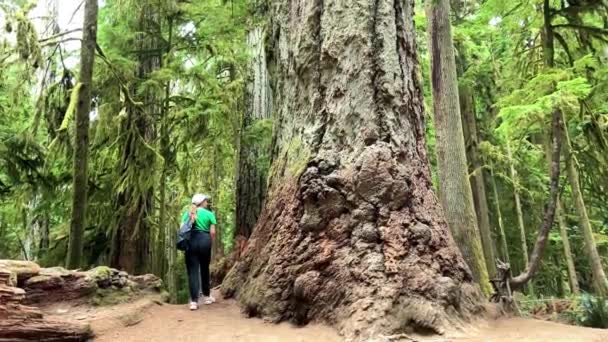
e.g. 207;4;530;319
189;302;198;310
202;296;216;305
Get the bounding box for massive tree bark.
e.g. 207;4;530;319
426;0;490;293
222;0;482;337
459;83;497;278
235;27;273;240
66;0;98;269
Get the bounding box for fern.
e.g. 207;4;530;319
578;294;608;329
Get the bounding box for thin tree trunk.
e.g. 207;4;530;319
21;209;30;261
427;0;490;293
510;110;562;288
557;200;580;295
223;0;481;337
490;165;510;267
539;0;588;296
562;114;608;296
212;143;223;259
543;131;580;295
506;140;534;295
460;83;497;278
66;0;97;269
157;15;174;281
554;252;565;297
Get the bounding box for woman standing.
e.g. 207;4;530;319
182;194;217;310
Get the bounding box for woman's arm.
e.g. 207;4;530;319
210;224;216;241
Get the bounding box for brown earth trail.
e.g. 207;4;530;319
93;294;608;342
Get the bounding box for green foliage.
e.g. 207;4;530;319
0;0;250;272
577;294;608;328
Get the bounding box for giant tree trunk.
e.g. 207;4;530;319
426;0;490;293
66;0;98;269
235;27;273;240
222;0;482;337
460;83;497;278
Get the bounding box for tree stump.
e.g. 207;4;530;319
0;268;92;341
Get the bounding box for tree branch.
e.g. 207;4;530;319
554;32;574;66
40;37;82;48
38;28;82;43
553;24;608;37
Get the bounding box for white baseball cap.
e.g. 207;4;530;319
191;194;209;205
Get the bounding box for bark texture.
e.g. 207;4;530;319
236;27;273;239
426;0;490;293
222;0;482;338
66;0;98;269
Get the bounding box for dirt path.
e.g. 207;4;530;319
92;296;341;342
448;317;608;342
91;294;608;342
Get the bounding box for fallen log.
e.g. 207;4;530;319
0;268;92;341
23;267;97;305
0;260;40;283
0;318;92;342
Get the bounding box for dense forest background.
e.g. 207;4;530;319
0;0;607;320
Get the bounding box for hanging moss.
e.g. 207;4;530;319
48;83;82;152
15;12;42;69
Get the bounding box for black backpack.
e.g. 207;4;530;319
176;218;193;251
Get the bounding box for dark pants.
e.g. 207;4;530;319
185;230;212;302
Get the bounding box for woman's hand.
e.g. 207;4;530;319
210;225;216;241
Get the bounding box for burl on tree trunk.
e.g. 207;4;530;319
222;0;482;338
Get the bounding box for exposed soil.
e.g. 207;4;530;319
92;294;340;342
87;292;608;342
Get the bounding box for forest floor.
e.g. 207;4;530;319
45;290;608;342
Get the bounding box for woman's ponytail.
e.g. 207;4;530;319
189;204;197;221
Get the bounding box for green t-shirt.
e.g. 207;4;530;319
182;208;217;232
